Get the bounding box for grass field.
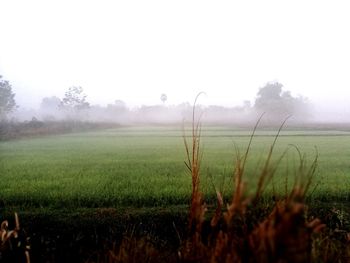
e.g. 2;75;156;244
1;125;350;211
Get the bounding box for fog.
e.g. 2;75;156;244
1;0;350;124
4;77;350;126
4;80;349;125
2;90;332;126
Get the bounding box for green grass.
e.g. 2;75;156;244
1;126;350;210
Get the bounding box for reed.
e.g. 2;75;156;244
0;213;30;263
101;98;349;262
180;101;325;262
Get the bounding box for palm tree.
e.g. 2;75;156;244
160;93;167;104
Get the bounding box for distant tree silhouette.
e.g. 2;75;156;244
60;86;90;120
254;82;310;121
40;96;62;121
40;96;61;111
0;75;17;120
160;93;167;104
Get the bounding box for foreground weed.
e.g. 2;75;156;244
183;93;206;236
108;236;178;263
106;98;348;262
0;213;30;263
180;107;326;262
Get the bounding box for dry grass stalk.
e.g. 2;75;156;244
108;237;169;263
0;212;30;263
180;111;325;263
183;93;206;236
248;187;325;263
106;101;334;262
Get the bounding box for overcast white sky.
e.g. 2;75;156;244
0;0;349;114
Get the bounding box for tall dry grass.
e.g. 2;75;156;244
179;101;326;262
0;213;30;263
106;98;349;262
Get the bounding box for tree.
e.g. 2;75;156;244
113;100;127;109
60;86;90;119
160;93;167;104
40;96;62;121
106;100;128;115
0;75;17;120
61;86;89;110
40;96;61;111
254;82;310;121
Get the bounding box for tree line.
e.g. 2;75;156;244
0;75;311;124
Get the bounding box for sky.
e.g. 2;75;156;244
0;0;350;115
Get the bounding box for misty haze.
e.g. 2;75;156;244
1;1;350;262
